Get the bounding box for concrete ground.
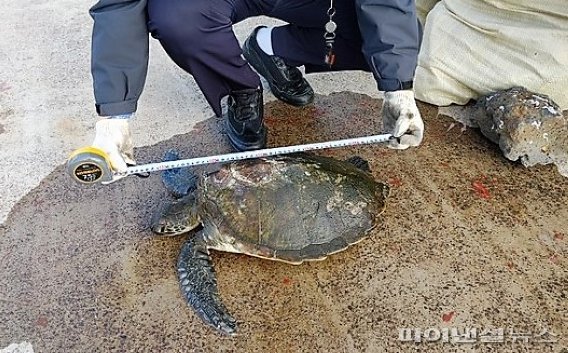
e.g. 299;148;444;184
0;1;567;353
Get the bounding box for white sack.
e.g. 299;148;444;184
414;0;568;109
416;0;439;25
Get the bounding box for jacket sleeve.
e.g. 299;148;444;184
355;0;421;92
90;0;149;116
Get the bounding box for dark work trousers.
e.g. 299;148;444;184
147;0;370;117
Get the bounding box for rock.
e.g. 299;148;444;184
473;87;568;177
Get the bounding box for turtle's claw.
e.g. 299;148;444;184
215;312;238;335
218;321;237;335
195;302;238;335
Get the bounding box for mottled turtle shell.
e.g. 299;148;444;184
196;153;389;263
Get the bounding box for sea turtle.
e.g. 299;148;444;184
151;150;389;335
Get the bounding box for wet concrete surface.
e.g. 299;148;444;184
0;92;566;352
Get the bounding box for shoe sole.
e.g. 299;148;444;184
243;38;314;108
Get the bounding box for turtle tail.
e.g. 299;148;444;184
177;232;237;335
162;149;198;198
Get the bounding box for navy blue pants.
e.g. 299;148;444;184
147;0;371;116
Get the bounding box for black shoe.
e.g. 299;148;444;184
242;26;314;107
225;87;267;151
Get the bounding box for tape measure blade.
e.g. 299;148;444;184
120;133;392;176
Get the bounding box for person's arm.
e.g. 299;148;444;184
90;0;149;116
88;0;149;182
356;0;424;149
355;0;421;92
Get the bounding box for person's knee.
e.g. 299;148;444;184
148;0;214;49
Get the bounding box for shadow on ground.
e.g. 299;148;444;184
0;92;566;353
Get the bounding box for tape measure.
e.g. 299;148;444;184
67;133;395;185
67;146;114;184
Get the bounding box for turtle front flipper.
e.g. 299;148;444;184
162;149;198;198
177;231;237;335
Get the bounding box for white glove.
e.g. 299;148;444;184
92;115;135;183
382;90;424;150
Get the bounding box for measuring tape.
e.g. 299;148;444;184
67;133;395;185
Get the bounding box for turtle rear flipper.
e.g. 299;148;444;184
162;149;198;198
345;156;371;172
177;232;237;335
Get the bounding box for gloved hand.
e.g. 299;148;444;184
382;90;424;150
91;114;135;183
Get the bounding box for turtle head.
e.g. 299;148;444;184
151;194;201;236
